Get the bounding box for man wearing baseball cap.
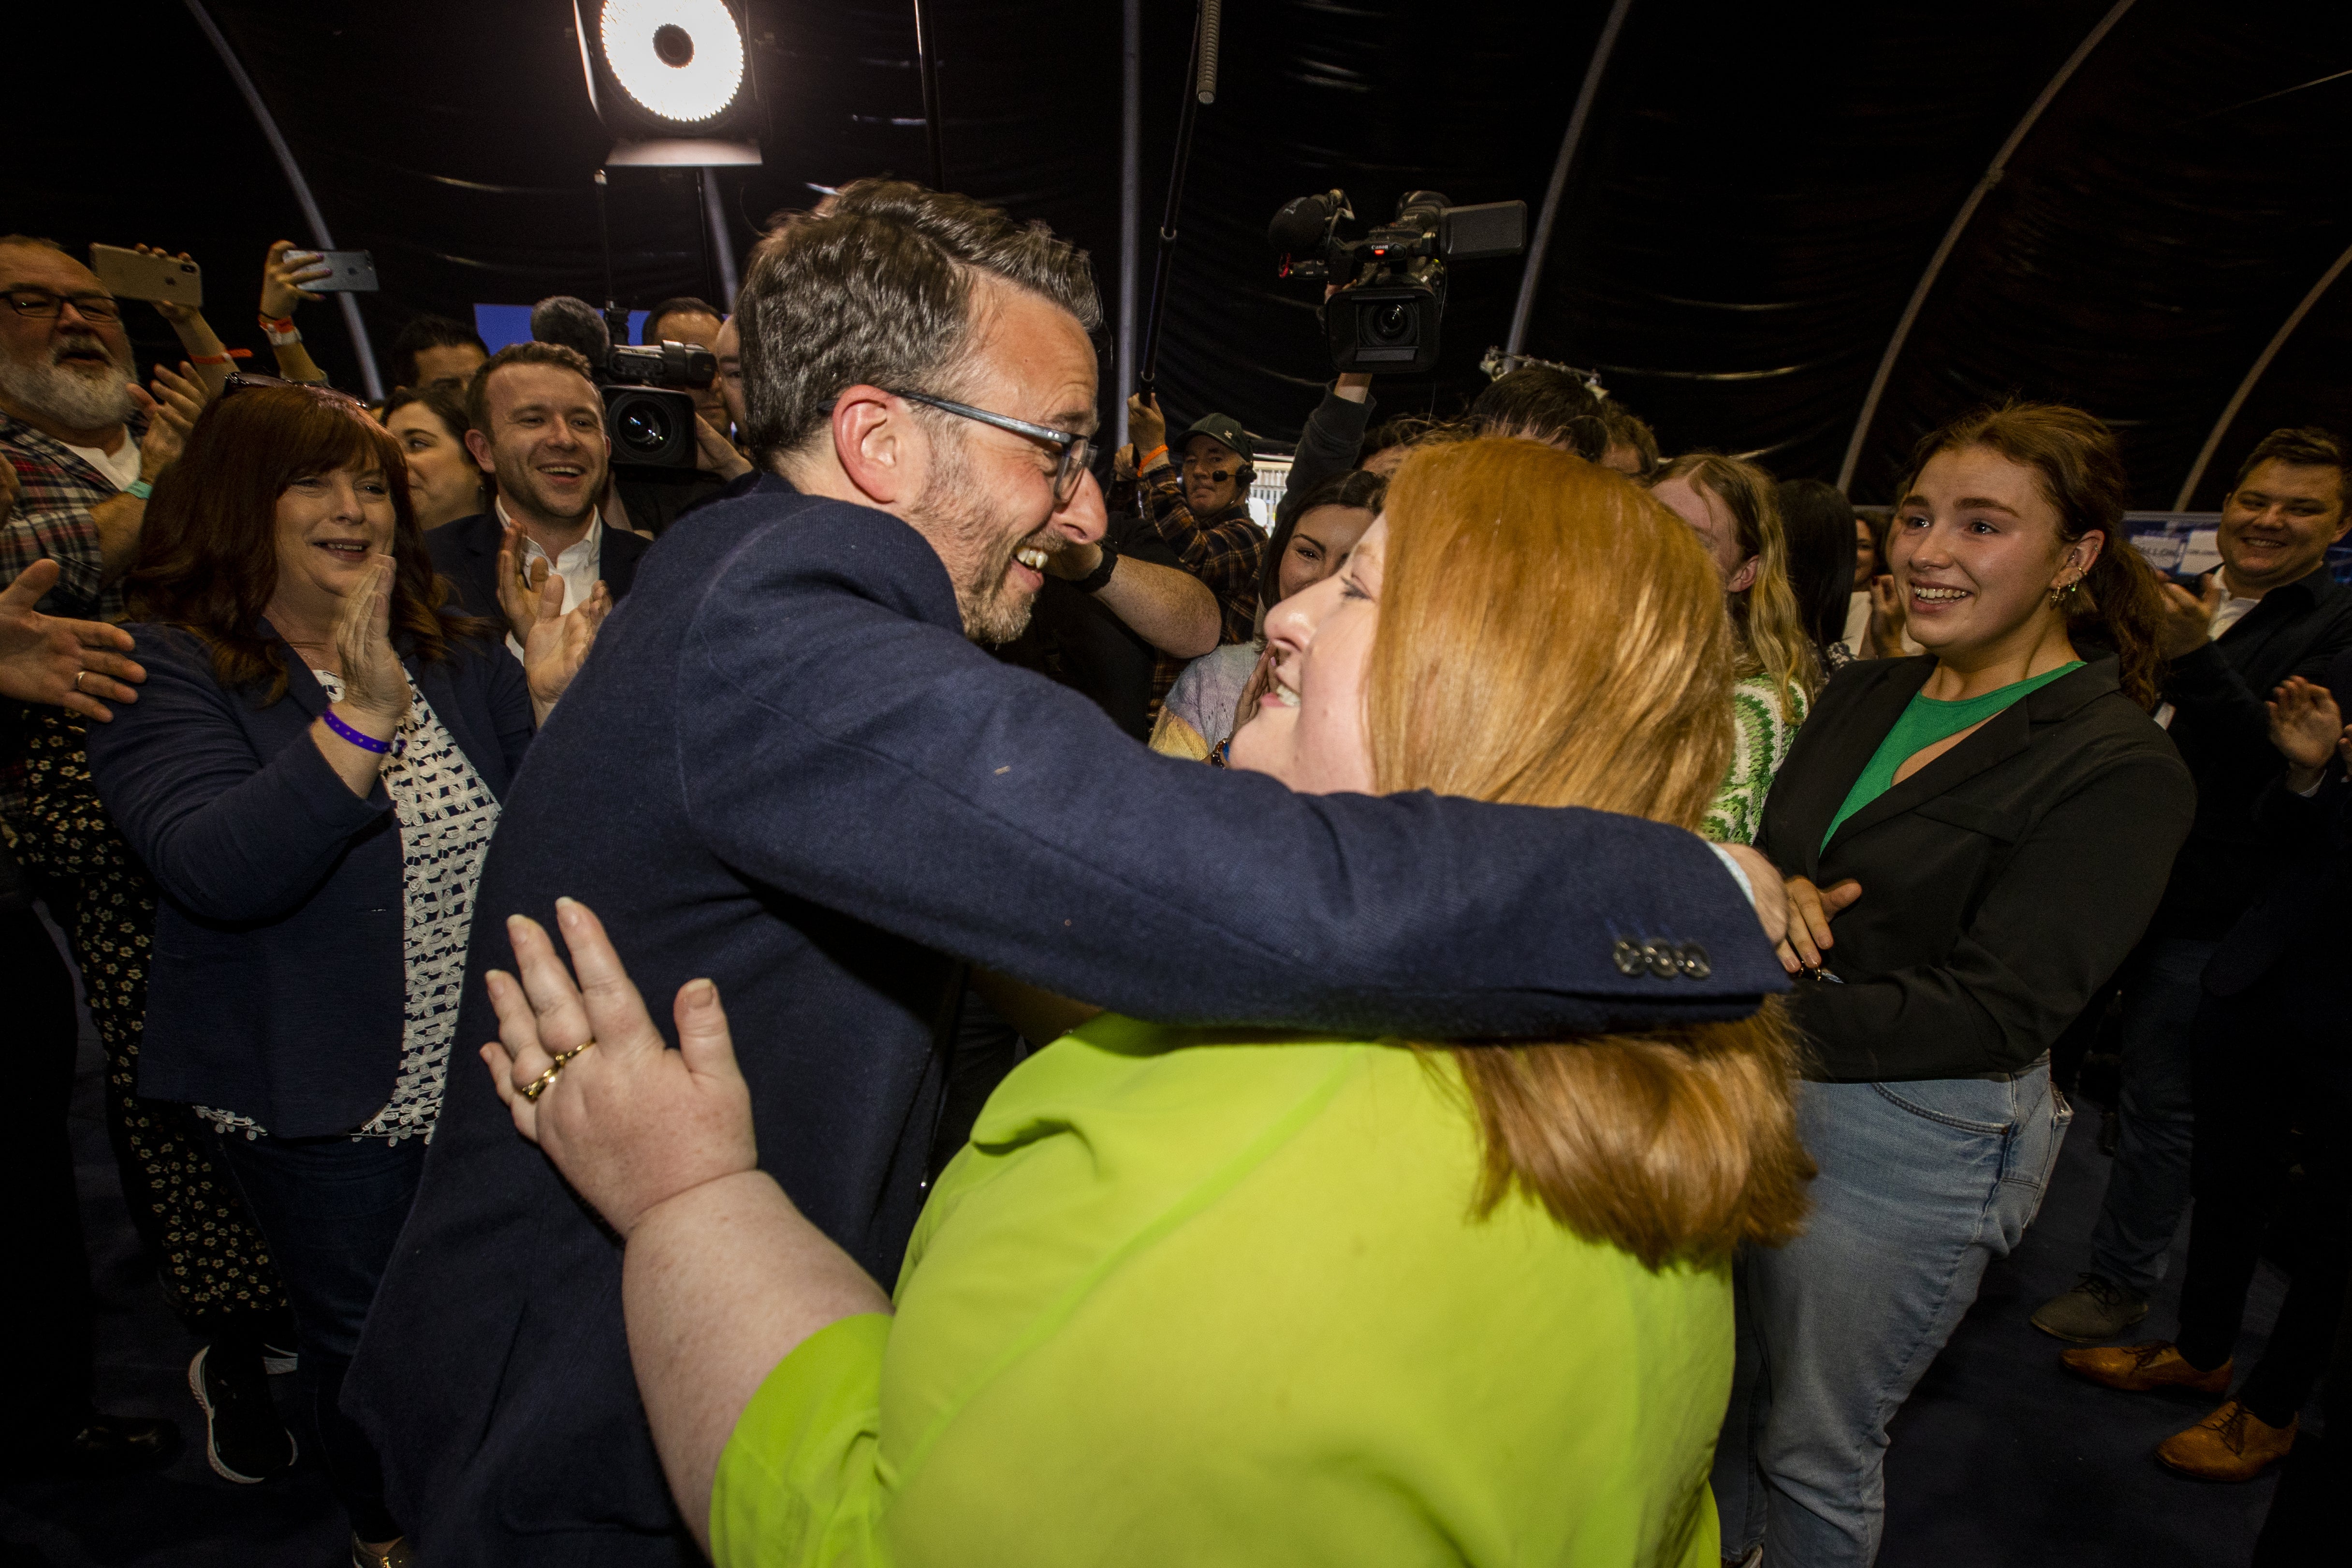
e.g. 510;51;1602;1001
1125;394;1268;709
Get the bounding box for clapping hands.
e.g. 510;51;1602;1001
2266;675;2348;791
497;521;609;720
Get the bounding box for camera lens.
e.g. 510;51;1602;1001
617;401;674;454
1367;302;1415;345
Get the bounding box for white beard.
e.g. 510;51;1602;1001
0;334;137;431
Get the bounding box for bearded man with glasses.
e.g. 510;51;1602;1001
0;236;206;620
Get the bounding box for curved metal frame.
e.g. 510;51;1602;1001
1505;0;1635;357
183;0;384;399
1834;0;2136;492
2172;239;2352;510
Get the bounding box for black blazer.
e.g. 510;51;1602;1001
2205;647;2352;997
424;509;649;624
1757;655;2195;1082
84;622;533;1135
2156;565;2352;938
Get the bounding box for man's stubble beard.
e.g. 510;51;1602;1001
0;331;137;432
917;425;1062;646
494;444;602;528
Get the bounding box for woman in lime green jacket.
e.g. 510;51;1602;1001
479;439;1814;1567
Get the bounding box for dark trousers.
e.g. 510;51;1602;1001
6;905;94;1434
213;1129;426;1541
2174;982;2350;1429
2088;937;2219;1295
2252;1268;2352;1563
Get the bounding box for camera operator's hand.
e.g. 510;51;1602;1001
1336;371;1374;404
692;414;754;482
262;240;330;319
1111;444;1137;483
1126;394;1169;469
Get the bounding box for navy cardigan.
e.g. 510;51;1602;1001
85;621;532;1135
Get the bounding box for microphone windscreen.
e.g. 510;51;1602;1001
1268;193;1340;254
529;295;612;367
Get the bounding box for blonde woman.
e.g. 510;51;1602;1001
477;440;1812;1568
1652;454;1822;843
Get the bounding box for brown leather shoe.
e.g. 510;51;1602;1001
2060;1340;2231;1395
2155;1401;2296;1480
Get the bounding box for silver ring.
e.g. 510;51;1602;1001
72;670;86;692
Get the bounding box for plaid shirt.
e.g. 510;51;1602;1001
1139;466;1267;648
1;409;143;621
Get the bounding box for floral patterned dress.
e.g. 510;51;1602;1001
15;708;291;1331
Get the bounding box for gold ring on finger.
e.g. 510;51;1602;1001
519;1063;563;1102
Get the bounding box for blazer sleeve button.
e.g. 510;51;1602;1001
1612;938;1647;977
1644;940;1679;979
1677;943;1712;980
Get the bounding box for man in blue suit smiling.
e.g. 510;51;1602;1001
348;179;1792;1566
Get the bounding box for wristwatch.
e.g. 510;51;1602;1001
1074;535;1120;594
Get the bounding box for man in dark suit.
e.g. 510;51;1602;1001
2059;652;2352;1480
425;342;649;644
347;180;1789;1566
2037;427;2352;1342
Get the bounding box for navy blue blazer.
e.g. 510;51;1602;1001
84;622;532;1135
348;478;1785;1558
425;509;649;625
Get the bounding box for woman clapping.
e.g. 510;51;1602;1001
85;381;601;1568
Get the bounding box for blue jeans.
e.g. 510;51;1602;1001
2086;938;2217;1296
1713;1065;2069;1567
213;1130;426;1542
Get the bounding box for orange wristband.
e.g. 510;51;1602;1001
1138;444;1169;468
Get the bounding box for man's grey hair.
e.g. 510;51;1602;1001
737;180;1101;466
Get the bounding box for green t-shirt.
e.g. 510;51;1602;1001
1823;662;2083;848
711;1015;1734;1568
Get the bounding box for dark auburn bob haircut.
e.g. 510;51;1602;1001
126;384;490;703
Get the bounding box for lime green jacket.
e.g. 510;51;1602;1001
713;1016;1732;1567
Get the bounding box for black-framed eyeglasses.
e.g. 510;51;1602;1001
3;289;123;325
892;389;1095;505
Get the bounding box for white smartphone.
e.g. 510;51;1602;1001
89;244;203;308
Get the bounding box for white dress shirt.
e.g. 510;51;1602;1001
495;498;602;660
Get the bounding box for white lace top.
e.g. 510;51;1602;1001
198;670;501;1143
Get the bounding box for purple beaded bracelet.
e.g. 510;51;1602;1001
322;708;405;758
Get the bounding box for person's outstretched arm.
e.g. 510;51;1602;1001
677;502;1787;1042
479;900;889;1557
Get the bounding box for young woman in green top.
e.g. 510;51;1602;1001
474;438;1816;1567
1713;403;2194;1567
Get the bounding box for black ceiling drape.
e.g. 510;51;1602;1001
12;1;2350;506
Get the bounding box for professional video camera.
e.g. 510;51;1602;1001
1268;191;1527;376
529;295;718;469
